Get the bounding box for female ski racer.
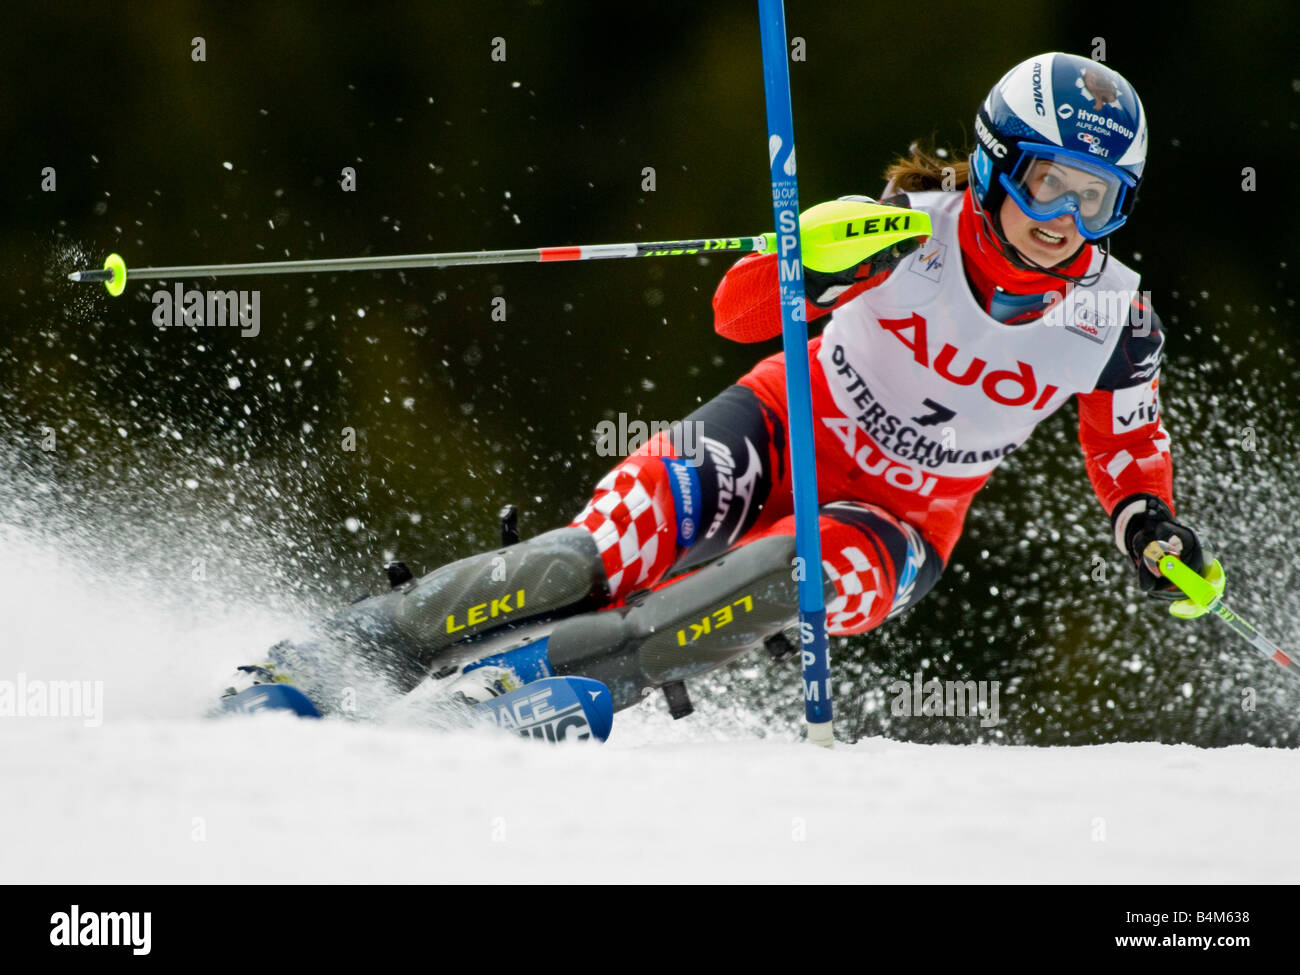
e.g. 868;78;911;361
240;52;1227;718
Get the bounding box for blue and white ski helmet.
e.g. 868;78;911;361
970;53;1148;240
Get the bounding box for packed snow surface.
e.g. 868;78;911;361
1;522;1296;885
3;716;1297;884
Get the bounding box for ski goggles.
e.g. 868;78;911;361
999;144;1138;239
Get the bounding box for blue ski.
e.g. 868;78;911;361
218;675;613;743
476;676;613;743
220;683;323;718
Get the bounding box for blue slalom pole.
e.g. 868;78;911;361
756;0;833;746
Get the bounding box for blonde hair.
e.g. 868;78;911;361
881;142;970;198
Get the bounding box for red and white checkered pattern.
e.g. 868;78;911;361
753;510;898;636
571;456;677;601
822;544;886;635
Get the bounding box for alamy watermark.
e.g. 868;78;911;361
887;669;1001;728
594;414;705;465
0;673;104;727
151;285;260;337
50;906;150;955
1041;288;1153;339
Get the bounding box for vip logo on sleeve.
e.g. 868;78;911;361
1111;378;1160;433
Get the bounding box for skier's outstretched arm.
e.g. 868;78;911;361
1076;299;1225;605
1076;297;1173;514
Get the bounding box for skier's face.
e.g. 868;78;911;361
998;195;1084;268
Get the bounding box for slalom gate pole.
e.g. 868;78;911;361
1148;545;1298;684
68;238;774;297
757;0;833;747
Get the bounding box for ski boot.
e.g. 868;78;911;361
436;663;525;706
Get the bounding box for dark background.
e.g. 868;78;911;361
1;1;1296;744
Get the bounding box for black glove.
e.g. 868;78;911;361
802;195;925;307
1111;493;1209;600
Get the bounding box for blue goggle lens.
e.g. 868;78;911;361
1000;145;1137;239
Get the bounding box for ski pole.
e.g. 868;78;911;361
66;238;774;297
1145;542;1297;682
757;0;833;747
66;201;930;300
